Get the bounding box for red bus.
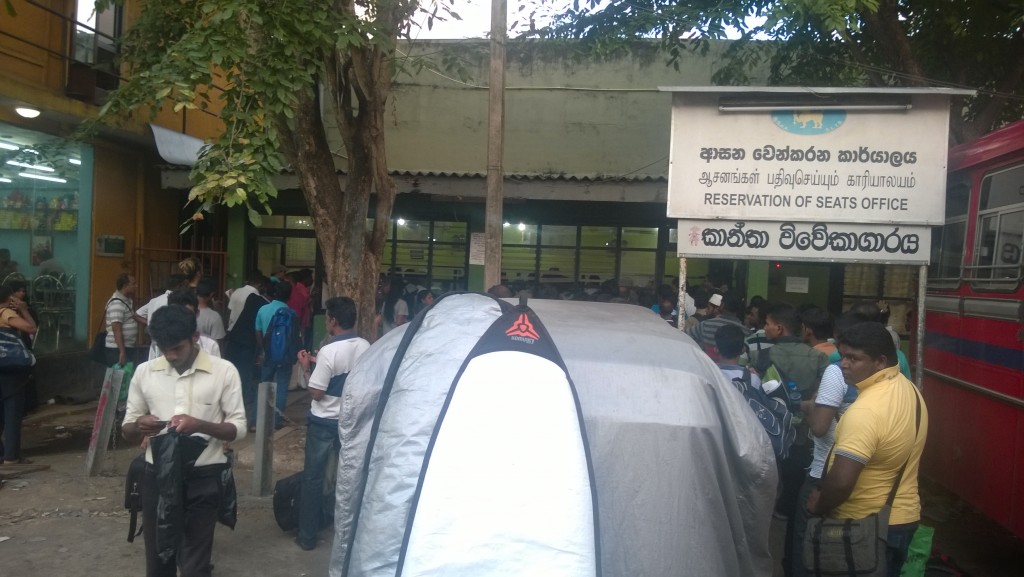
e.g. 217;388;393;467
923;119;1024;538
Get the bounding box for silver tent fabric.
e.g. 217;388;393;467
330;294;777;577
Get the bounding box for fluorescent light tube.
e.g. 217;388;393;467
6;160;54;172
19;172;66;183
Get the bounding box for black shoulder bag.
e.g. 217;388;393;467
802;389;922;576
90;297;129;364
124;453;146;542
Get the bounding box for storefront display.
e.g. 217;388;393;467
0;122;93;354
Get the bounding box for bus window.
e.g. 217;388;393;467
974;209;1023;279
979;163;1024;210
971;163;1024;286
930;220;966;281
928;174;970;284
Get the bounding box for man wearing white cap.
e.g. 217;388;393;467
706;292;723;316
686;293;745;362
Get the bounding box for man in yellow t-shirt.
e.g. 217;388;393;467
806;321;928;577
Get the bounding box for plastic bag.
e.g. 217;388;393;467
900;524;935;577
115;362;135;403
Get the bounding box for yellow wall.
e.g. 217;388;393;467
89;143;142;332
0;0;69;91
86;144;180;336
0;0;205;339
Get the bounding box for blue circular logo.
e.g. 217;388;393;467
771;110;846;135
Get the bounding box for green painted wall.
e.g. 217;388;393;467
746;260;769;301
226;208;246;289
767;262;832;310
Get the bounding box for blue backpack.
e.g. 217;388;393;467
265;307;301;366
731;368;796;460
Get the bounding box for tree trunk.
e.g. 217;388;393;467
278;42;399;342
280;78;391;342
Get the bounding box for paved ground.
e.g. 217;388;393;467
3;392;1023;576
1;390;331;577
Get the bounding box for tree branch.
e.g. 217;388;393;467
861;0;926;86
964;41;1024;141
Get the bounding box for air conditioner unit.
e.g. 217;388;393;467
66;62;97;103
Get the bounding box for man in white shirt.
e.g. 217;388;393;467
295;296;370;550
135;274;186;361
168;289;221;357
195;280;227;347
122;305;246;577
226;271;261;332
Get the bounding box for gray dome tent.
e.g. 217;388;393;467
330;293;777;577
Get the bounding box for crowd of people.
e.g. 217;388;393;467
100;258;328;574
689;290;928;577
1;260;920;577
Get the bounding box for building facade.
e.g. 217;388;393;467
0;0;221;399
161;41;771;304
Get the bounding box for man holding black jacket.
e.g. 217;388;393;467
122;305;246;577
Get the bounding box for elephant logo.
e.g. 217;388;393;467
771;110;846;135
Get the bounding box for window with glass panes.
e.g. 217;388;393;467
382;220;468;292
501;224;669;294
972;163;1024;283
253;215;316;275
929;172;970;284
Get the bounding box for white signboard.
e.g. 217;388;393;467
677;219;932;265
667;92;952;225
785;277;810;294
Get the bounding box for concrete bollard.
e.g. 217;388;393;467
252;380;275;496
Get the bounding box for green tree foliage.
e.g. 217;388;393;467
528;0;1024;142
74;0;458;337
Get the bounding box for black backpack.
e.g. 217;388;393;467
273;471;334;532
124;454;146;542
731;368;796;460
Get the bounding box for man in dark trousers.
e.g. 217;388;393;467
122;305;246;577
295;296;370;550
757;303;828;577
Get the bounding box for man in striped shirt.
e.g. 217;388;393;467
686;293;747;362
104;273;138;366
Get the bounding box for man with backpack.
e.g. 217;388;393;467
716;324;795;461
255;281;300;430
755;303;829;576
294;296;370;550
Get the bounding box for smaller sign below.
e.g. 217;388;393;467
469;232;486;266
785;276;810;294
677;219;932;265
95;235;126;257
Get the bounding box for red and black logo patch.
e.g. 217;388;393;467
505;313;540;341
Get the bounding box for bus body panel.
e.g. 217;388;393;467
923;119;1024;539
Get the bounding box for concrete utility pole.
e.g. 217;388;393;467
484;0;507;290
